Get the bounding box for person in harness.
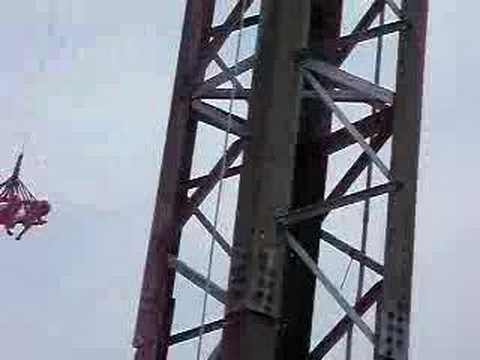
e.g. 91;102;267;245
0;195;23;235
0;153;51;240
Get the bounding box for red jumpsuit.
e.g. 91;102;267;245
0;197;23;235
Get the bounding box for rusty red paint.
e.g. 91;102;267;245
132;1;216;359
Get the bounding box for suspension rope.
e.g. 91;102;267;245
340;4;387;292
344;6;386;360
195;2;248;359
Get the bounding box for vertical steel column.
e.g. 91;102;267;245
279;2;344;359
376;1;429;359
132;2;215;360
221;1;311;360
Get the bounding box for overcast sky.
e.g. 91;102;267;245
0;1;475;360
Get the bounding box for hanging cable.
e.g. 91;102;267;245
344;6;385;360
340;257;354;290
195;2;249;359
340;1;387;292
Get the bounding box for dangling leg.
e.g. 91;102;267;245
4;202;22;237
16;223;31;241
1;210;15;236
5;222;15;236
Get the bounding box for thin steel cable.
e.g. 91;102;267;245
195;2;248;359
345;7;385;360
340;257;354;290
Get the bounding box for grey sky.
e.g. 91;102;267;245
0;1;474;360
0;1;184;358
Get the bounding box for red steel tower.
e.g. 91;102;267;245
133;1;429;359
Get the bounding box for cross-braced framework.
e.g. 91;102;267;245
132;1;428;360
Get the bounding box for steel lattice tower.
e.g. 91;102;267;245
132;1;428;359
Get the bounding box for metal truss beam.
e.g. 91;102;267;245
303;60;394;105
195;55;256;97
213;55;246;92
309;281;383;359
193;208;232;256
133;1;429;360
320;230;384;275
168;256;226;304
302;89;385;105
285;230;375;342
322;106;393;154
199;0;255;72
185;165;243;189
183;138;244;224
198;88;252;100
277;182;400;227
211;14;260;35
327;129;392;201
384;0;404;19
276;128;392;359
376;1;429;359
169;319;225;345
337;20;407;49
185;105;391;191
200;87;387;104
192;100;250;138
302;70;392;179
336;0;385;63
